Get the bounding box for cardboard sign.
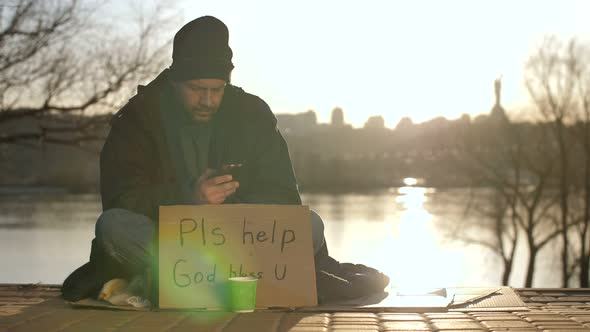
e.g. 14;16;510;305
158;204;318;309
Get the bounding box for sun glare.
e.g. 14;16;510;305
378;185;464;289
403;177;418;186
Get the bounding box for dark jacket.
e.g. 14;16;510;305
100;69;302;222
62;70;302;302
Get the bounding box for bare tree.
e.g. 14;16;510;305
567;39;590;286
0;0;177;149
525;36;579;287
452;185;519;286
456;113;563;287
513;125;562;287
525;37;590;287
452;115;520;286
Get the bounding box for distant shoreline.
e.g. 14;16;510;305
0;185;69;195
0;183;493;196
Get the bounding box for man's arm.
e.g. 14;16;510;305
100;113;192;220
236;100;302;205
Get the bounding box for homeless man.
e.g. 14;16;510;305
62;15;389;304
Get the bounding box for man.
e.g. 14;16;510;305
62;16;389;304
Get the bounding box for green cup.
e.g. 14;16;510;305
227;277;258;312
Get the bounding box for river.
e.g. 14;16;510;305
0;187;563;287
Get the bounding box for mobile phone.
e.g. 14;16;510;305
210;163;244;179
219;163;243;177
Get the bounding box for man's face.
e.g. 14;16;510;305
174;78;226;122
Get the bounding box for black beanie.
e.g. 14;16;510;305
169;16;234;82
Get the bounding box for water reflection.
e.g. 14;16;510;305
391;187;459;288
0;190;563;286
397;187;429;210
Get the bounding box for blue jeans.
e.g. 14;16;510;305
95;208;327;273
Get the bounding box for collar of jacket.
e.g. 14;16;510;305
112;69;247;170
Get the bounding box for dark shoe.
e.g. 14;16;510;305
61;261;105;302
63;237;137;302
315;254;390;303
316;269;354;303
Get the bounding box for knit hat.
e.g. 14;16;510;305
169;16;234;82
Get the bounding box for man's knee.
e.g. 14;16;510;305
94;208;155;272
310;210;325;235
95;208;153;244
310;209;325;254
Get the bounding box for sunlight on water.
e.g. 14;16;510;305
402;177;418;186
389;186;465;289
397;186;428;209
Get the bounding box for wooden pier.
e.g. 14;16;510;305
2;284;590;331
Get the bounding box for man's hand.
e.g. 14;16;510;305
194;168;239;204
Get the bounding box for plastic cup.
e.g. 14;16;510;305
227;277;258;312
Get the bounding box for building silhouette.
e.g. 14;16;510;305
364;115;385;129
331;107;345;126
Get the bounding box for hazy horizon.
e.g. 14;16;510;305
105;0;589;127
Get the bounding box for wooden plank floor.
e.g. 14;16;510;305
2;284;590;331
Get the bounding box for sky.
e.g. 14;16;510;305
135;0;590;127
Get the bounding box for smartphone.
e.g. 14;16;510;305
219;163;243;177
210;163;244;179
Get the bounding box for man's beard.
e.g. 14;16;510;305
190;108;216;122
